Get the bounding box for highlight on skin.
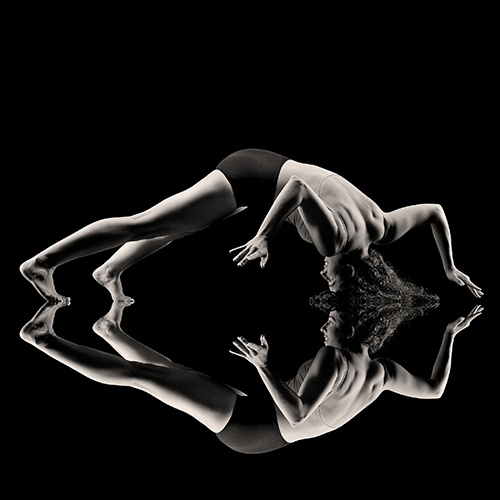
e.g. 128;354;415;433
310;248;440;355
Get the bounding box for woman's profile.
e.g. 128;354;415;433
20;149;482;303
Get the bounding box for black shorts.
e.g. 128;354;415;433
216;149;289;212
216;393;289;454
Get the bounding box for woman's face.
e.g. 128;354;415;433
320;256;343;291
320;310;342;347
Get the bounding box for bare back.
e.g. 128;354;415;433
276;160;386;255
277;350;386;443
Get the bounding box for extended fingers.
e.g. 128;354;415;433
229;350;246;358
234;249;260;267
467;284;484;298
467;305;484;320
231;247;249;263
461;275;483;297
453;306;484;332
229;244;246;254
232;337;249;354
232;336;258;354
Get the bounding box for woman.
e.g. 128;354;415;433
229;304;483;452
230;157;482;298
19;296;483;454
20;149;482;303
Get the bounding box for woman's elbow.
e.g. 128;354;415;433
432;384;446;399
289;174;304;184
427;380;445;399
289;415;306;428
431;204;445;223
288;175;306;192
286;407;308;427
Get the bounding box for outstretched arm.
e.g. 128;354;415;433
231;337;339;427
377;204;483;298
379;305;483;399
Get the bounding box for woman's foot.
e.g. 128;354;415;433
20;301;68;346
92;301;130;339
20;257;70;304
92;266;134;304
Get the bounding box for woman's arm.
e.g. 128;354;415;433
377;204;483;298
379;305;483;399
378;204;449;257
230;336;339;427
230;176;338;267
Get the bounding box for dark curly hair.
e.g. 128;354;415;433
309;248;440;355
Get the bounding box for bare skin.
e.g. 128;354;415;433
92;267;135;305
232;161;483;298
20;301;238;433
19;299;483;450
20;155;482;302
92;301;192;369
20;170;237;302
20;257;70;304
231;305;484;443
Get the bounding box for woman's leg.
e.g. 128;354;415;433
20;302;237;433
93;301;248;397
20;170;237;302
92;235;177;303
92;232;192;303
92;301;190;369
93;206;249;302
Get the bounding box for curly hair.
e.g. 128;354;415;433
309;248;440;355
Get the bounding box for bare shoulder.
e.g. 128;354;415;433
309;346;341;372
278;160;386;246
372;357;391;386
317;173;386;244
277;160;337;193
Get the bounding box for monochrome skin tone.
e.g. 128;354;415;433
231;169;482;299
20;152;482;304
230;305;483;443
19;298;483;450
19;149;484;453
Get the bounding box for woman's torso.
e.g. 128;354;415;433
276;348;386;443
276;160;386;255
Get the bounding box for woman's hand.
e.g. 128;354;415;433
230;335;269;368
230;236;269;268
445;304;484;337
445;267;484;298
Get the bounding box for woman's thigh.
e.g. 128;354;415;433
131;170;237;240
132;363;238;433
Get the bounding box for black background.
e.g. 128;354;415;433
8;7;494;496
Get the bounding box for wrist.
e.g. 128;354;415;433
445;264;456;275
256;230;271;242
257;363;272;374
443;328;457;341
